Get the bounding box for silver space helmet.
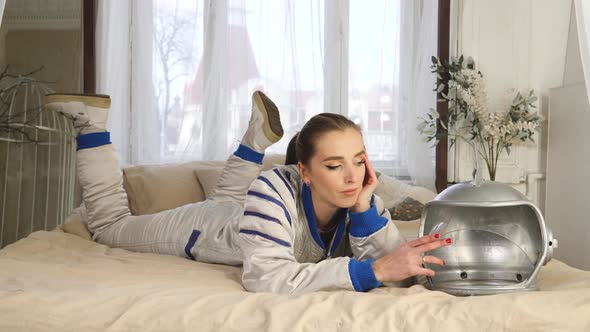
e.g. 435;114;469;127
418;179;558;296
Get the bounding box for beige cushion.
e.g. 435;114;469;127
59;204;92;241
122;161;207;215
83;154;286;217
60;220;92;241
194;168;225;199
195;154;285;199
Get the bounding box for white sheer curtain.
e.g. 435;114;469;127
96;0;437;187
96;0;131;163
348;0;437;188
575;0;590;105
96;0;157;165
399;0;438;189
164;0;325;161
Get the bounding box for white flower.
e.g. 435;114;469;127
421;55;541;179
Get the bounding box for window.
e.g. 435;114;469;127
149;0;435;180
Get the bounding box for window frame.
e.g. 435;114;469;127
82;0;451;191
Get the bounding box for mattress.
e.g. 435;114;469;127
1;230;589;331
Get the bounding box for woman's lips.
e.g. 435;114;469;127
342;188;358;196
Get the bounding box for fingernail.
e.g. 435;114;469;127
445;238;452;244
434;233;440;239
442;260;446;265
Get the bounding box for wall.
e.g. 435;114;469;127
544;5;590;271
563;4;584;86
450;0;572;214
0;0;82;92
4;30;82;93
546;82;590;271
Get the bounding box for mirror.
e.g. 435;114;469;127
0;0;83;248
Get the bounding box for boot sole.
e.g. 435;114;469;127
44;93;111;109
253;91;283;143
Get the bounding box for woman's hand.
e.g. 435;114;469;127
351;153;379;213
372;234;451;283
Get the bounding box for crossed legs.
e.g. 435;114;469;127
46;92;283;264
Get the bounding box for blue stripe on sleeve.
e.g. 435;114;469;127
244;210;282;225
184;229;201;260
349;205;388;237
348;258;382;292
247;190;292;225
239;229;291;247
257;176;279;195
273;168;294;198
76;132;111;150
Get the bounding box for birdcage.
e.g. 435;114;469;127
0;70;76;248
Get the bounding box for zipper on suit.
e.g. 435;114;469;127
325;232;338;259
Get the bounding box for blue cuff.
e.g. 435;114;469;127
348;258;382;292
349;205;388;237
76;132;111;150
234;144;264;165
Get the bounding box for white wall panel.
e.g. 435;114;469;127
452;0;571;211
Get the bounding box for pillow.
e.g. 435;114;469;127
122;161;207;215
373;173;412;210
194;154;286;199
60;204;92;241
389;197;425;221
194;167;225;199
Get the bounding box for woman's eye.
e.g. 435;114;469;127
355;160;366;166
325;165;341;170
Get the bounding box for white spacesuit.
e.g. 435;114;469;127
45;92;405;295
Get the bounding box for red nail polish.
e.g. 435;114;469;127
442;260;446;265
445;238;452;244
434;233;440;239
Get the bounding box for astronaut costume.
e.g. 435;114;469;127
45;92;406;295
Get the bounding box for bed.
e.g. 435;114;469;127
1;157;589;331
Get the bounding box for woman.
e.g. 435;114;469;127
240;112;450;294
46;91;450;295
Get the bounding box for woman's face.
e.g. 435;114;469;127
299;128;366;209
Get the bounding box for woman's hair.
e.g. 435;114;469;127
285;113;362;166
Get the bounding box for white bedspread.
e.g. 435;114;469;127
1;230;589;331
